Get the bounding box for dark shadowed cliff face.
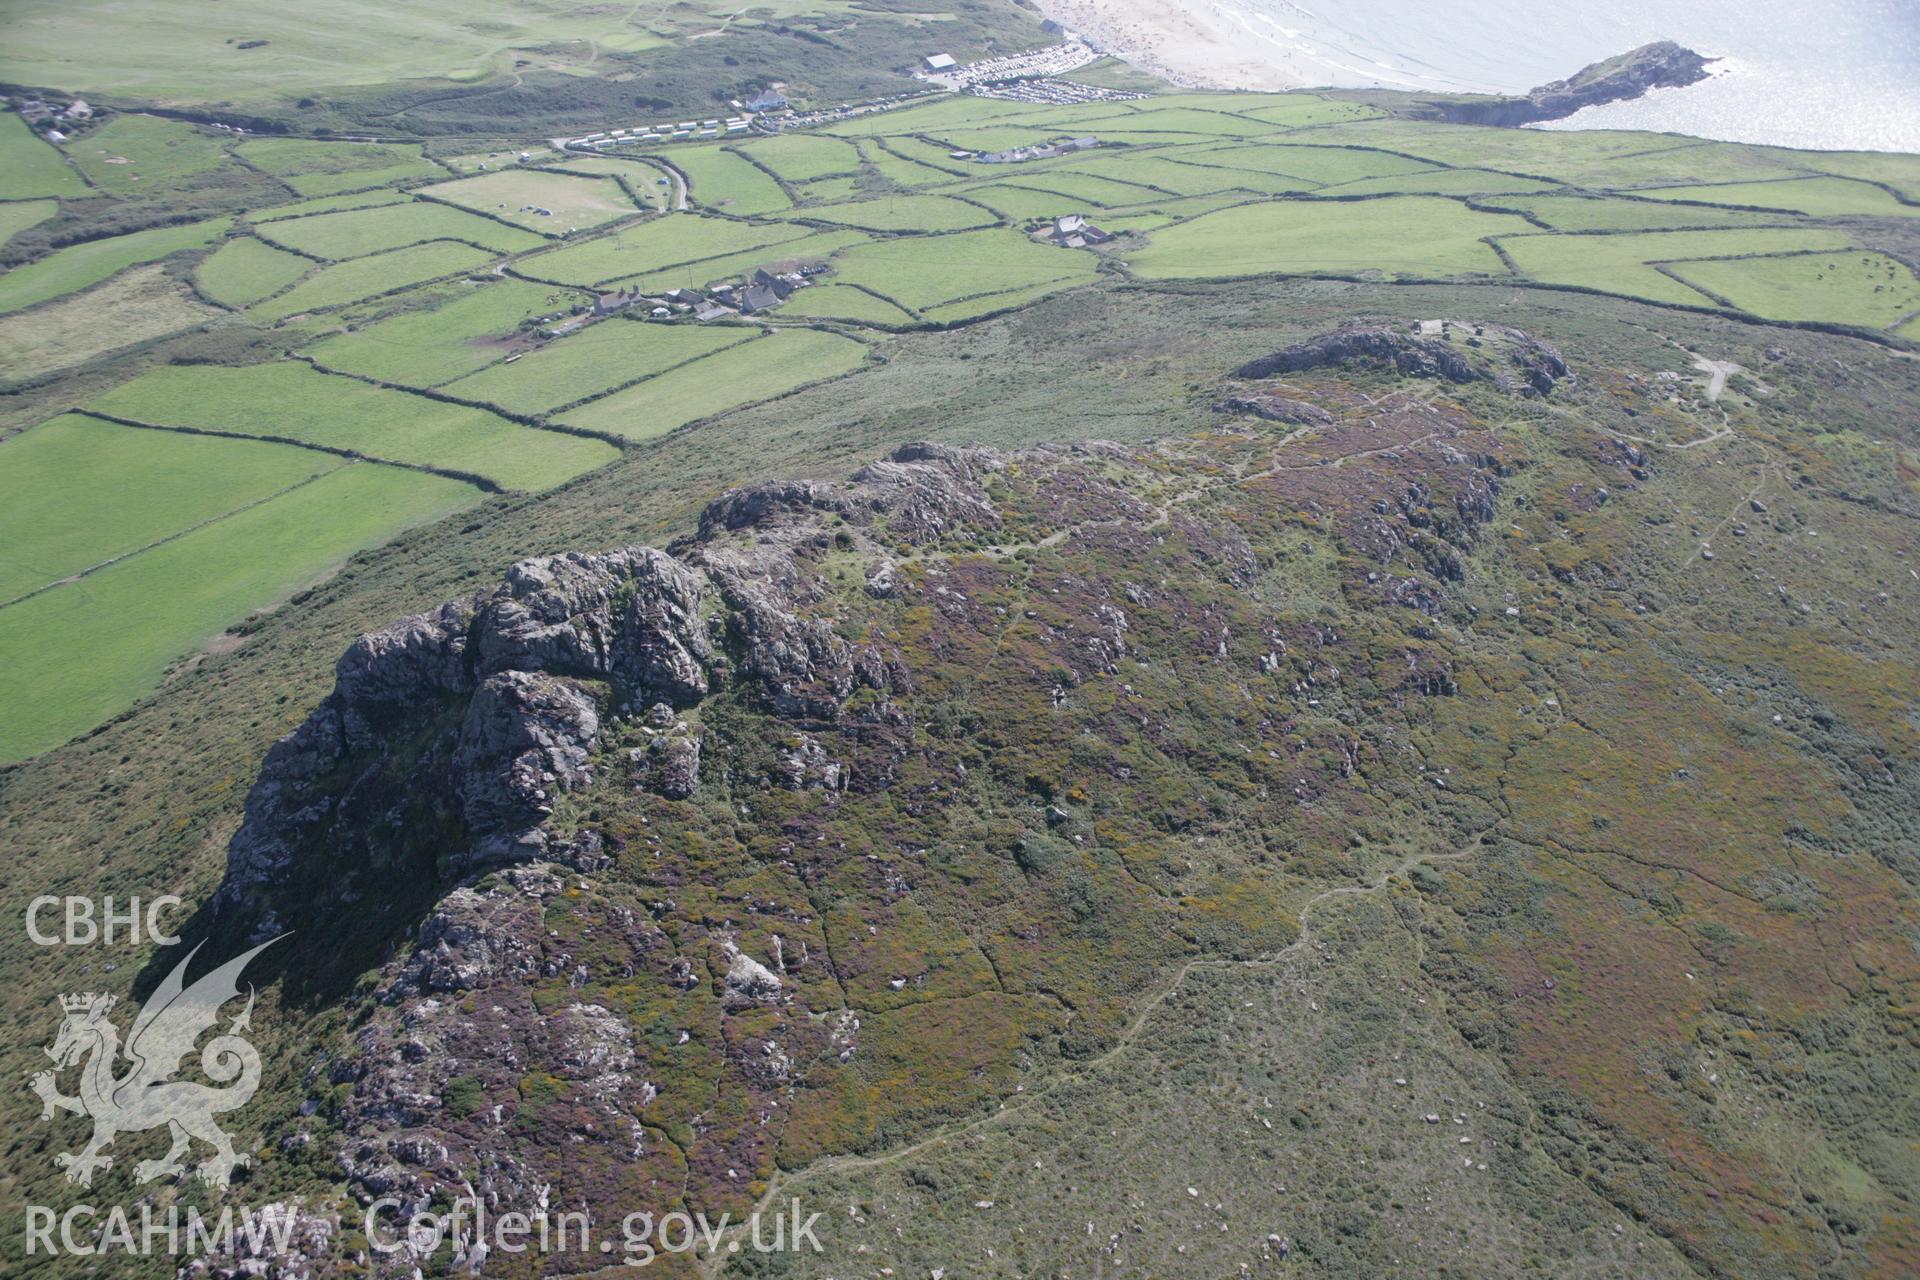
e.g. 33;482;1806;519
1412;41;1713;126
199;323;1920;1279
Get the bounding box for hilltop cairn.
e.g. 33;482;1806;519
213;444;1001;935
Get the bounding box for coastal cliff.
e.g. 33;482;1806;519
1409;41;1714;126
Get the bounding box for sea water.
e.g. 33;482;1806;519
1219;0;1919;152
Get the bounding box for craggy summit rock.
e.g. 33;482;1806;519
1235;320;1571;397
214;443;996;933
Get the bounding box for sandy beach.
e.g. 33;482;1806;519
1030;0;1325;90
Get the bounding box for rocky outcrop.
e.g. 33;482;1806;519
329;864;673;1220
1421;42;1713;127
629;708;701;799
213;444;997;932
1215;392;1335;426
204;390;1544;1278
1235;321;1570;397
722;942;784;1004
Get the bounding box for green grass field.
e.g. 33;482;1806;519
1497;226;1856;307
559;327;868;438
0;263;222;377
821;94;1063;137
1075;106;1283;136
0;114;84;198
1174;142;1437;187
776;193;997;232
610;228;871;293
1479;194;1792;232
0;0;817;104
65;114;233;197
1096;191;1256;233
996;171;1165;207
440;317;752;414
1128;196;1525;280
923;277;1090;323
1634;176;1920;219
1667;251;1920;328
0;216;229;314
738;134;865;184
0;461;481;764
828;226;1095;311
1317;120;1695;180
1222;96;1383;127
515;214;809;287
0;198;59;248
421;168;642;232
876;135;989;174
863;142;961;188
672;147;793;215
304;278;572;386
248;240;495;322
238;138;445;196
0;413;340;602
1051;152;1250;196
90;361;616;489
1784;149;1920;199
793;175;865;204
1317;168;1558;197
254;200;542;259
250;188;411;222
547;155;676;209
776;283;918;326
194;236;317;306
960;183;1094;222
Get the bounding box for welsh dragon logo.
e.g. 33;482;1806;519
30;937;283;1188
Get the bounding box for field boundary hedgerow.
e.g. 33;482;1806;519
74;407;507;491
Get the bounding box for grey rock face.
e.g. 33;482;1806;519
385;884;543;1000
723;943;784;1004
215;443;988;928
778;732;844;791
456;671;599;836
1235;322;1570;398
629;731;700;799
476;548;712;707
1216;393;1335;426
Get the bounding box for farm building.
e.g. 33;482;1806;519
752;268;798;301
740;282;783;313
1048;214;1112;249
593;287;641;315
977;135;1100;164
